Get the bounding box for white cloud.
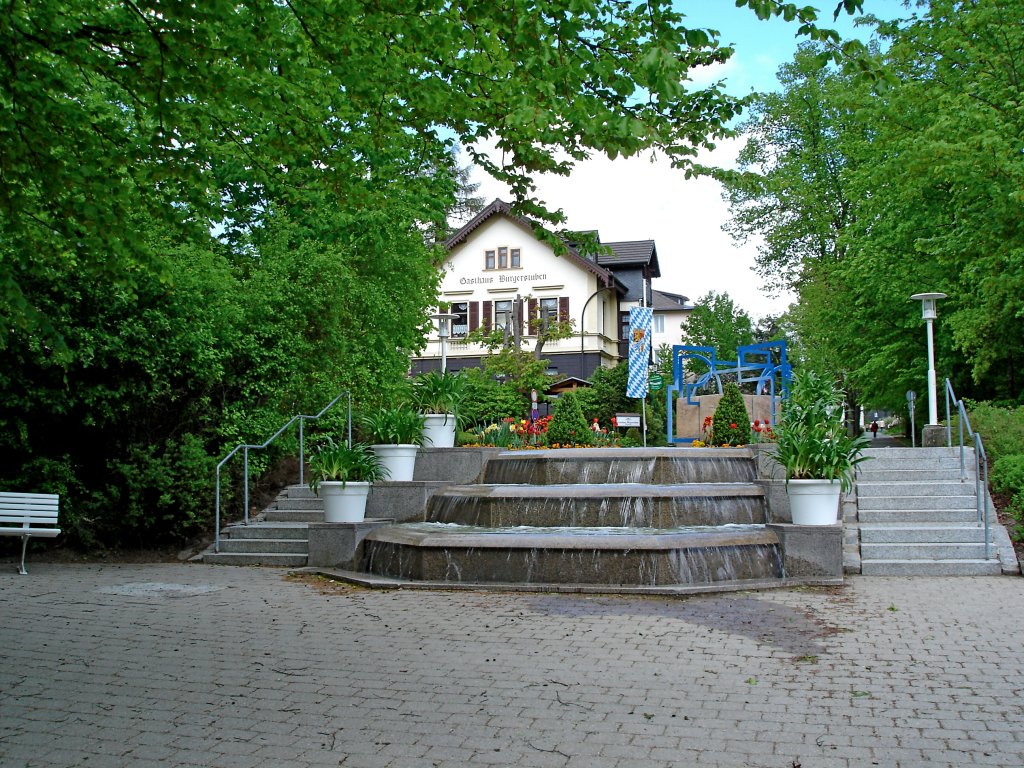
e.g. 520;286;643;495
467;139;794;321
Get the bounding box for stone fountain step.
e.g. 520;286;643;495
426;482;767;528
481;447;757;485
362;523;784;587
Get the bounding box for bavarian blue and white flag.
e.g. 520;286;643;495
627;306;652;398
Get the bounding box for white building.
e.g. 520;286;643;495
650;289;693;362
412;199;691;380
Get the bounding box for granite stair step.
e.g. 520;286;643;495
860;558;1002;576
203;552;308;567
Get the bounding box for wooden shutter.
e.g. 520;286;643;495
559;296;569;323
528;298;538;335
482;301;492;332
469;301;479;332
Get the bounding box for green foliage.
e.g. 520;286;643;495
708;4;1024;408
358;408;425;446
712;383;752;446
308;439;388;493
546;392;592;447
1007;492;1024;543
0;206;436;546
0;0;869;548
459;369;529;426
991;455;1024;496
965;402;1024;464
576;364;631;426
574;362;667;444
771;369;870;491
479;347;553;402
680;292;756;380
622;428;643;447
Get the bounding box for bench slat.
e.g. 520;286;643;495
0;513;60;523
0;492;60;534
0;493;59;507
0;526;61;537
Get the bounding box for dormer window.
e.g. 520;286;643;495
484;246;521;271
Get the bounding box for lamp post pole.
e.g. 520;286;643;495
579;285;615;379
911;292;947;445
430;312;459;374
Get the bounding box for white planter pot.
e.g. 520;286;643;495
318;481;370;523
370;444;419;482
787;479;842;525
422;413;456;448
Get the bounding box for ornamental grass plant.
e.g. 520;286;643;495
411;370;468;415
307;438;388;493
359;406;425;445
771;369;869;492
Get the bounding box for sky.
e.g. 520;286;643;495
467;0;913;321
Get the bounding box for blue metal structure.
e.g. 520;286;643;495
666;340;791;444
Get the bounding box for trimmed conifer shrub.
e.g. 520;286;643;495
711;382;751;446
546;391;592;447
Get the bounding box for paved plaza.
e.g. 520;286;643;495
2;564;1023;767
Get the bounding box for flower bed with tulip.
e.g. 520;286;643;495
462;415;624;449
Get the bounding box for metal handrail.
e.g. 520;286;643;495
943;379;990;559
213;391;351;553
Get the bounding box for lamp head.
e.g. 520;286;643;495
910;292;947;321
430;312;459;338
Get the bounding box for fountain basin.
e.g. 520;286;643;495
427;483;767;527
362;522;783;586
481;447;757;485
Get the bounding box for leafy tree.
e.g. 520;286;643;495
0;0;873;548
2;0;869;344
679;291;756;380
459;368;530;427
708;0;1024;414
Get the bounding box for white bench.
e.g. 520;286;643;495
0;493;61;575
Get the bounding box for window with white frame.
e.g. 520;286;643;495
451;302;469;337
653;314;665;333
494;300;513;331
539;297;558;329
484;246;522;271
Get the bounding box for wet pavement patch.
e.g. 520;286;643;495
97;582;226;598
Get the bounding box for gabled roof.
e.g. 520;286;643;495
595;240;661;278
445;199;621;288
651;289;691;311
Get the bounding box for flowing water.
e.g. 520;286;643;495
362;447;783;588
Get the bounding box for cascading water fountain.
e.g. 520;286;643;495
360;447;786;591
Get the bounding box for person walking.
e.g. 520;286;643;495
870;420;879;439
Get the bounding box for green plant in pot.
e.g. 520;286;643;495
412;370;468;448
770;369;870;524
307;438;388;522
359;406;426;482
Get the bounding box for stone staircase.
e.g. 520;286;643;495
200;448;499;566
851;446;1005;576
202;487;320;566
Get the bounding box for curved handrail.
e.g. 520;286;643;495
943;379;990;559
213;391;351;553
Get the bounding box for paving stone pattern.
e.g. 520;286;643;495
2;564;1023;767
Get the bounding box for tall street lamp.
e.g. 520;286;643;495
911;292;947;445
430;312;459;373
579;285;615;379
